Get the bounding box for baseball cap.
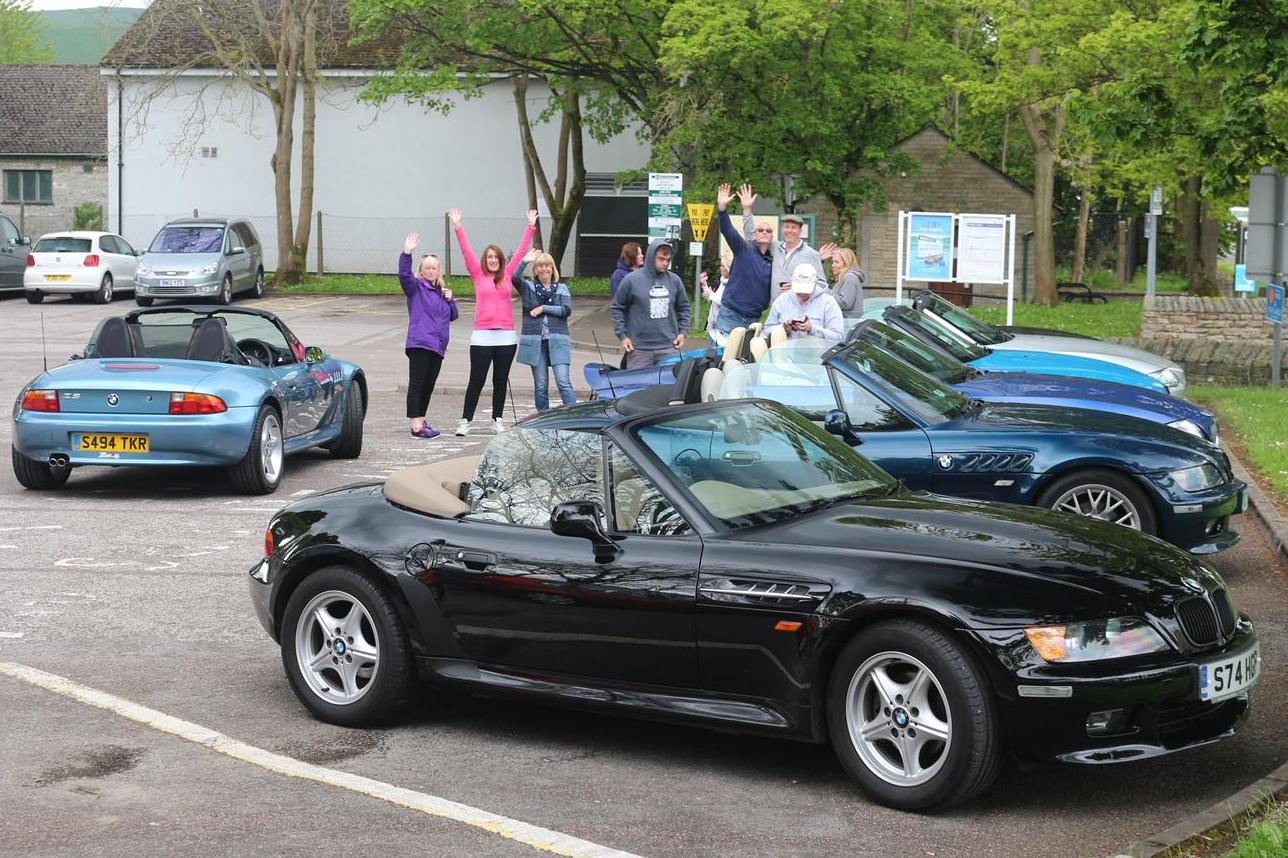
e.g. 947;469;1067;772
791;263;818;294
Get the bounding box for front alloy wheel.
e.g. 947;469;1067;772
294;589;381;705
1037;468;1157;534
217;274;233;305
846;652;952;788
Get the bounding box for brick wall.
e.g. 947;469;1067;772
0;158;108;239
1140;295;1273;342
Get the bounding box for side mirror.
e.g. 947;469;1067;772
550;500;620;563
18;235;31;246
229;245;246;256
824;409;863;446
304;345;326;363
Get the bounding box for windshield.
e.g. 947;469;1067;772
633;402;896;529
855;321;970;385
889;309;990;362
718;361;837;418
149;226;224;254
921;293;1012;345
34;236;92;253
758;340;832;365
833;341;970;425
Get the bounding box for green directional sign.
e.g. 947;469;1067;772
648;203;683;218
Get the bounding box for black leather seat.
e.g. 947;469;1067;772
185;317;243;363
93;317;135;358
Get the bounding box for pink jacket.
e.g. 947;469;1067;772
454;223;535;331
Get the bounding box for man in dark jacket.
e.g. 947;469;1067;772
714;183;773;342
612;240;691;369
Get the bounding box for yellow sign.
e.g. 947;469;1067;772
687;203;715;242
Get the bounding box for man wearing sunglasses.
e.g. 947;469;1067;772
738;186;826;296
713;182;775;344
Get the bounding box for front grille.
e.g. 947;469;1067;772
1211;588;1237;637
148;283;201;296
1175;595;1221;647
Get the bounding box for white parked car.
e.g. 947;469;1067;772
23;231;141;304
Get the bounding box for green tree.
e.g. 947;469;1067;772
0;0;51;64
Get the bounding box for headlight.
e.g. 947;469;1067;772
137;262;150;275
196;261;219;275
1168;419;1204;439
1168;463;1224;491
1025;618;1169;663
1154;367;1185;391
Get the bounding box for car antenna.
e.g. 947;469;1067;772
590;330;619;400
507;379;519;425
40;312;47;371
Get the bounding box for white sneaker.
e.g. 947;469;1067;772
492;417;505;434
454;418;470;437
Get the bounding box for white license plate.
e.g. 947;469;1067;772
159;278;185;287
1199;642;1260;702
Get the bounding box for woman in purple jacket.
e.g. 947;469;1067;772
400;231;459;438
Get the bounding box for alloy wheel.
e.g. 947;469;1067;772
845;651;953;787
1051;483;1141;529
261;413;283;483
294;589;380;704
221;276;232;304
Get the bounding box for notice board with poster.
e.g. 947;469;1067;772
896;210;1018;324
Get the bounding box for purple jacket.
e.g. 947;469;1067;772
399;252;459;355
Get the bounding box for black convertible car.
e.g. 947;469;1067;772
248;395;1260;811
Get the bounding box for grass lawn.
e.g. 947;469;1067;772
1062;266;1189;294
267;272;612;298
973;300;1144;339
1189;386;1288;507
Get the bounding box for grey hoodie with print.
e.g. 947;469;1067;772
611;239;692;348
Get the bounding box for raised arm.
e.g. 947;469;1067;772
398;232;419;295
502;211;538;283
737;183;759;240
448;209;482;279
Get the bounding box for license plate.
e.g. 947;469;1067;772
159;278;185;287
44;274;72;282
76;433;150;453
1199;642;1260;702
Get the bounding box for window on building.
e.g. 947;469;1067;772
3;170;53;204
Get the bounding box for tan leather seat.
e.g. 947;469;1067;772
384;454;481;518
723;326;747;363
700;366;723;401
748;336;768;362
769;324;788;348
746;322;762;337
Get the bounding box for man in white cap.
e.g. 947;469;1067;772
763;262;844;342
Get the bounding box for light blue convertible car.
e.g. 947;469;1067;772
11;306;366;494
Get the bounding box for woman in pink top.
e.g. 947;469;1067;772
448;208;537;435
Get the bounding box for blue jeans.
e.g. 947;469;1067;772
531;340;576;411
715;304;760;335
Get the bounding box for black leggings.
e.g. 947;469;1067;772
463;343;517;420
405;348;444;419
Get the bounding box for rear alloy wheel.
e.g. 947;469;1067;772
229;405;284;494
217;273;233;306
11;447;70;490
327;383;365;459
280;566;412;725
135;296;154;307
93;273;113;304
1037;468;1156;534
25;290;43;305
828;619;1002;811
250;268;265;298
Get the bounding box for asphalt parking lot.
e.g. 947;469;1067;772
2;292;1287;857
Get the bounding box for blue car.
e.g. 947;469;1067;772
11;306;367;494
852;319;1218;443
706;338;1244;554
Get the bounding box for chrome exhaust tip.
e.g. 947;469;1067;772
49;454;69;468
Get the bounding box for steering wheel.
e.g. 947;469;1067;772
236;338;276;367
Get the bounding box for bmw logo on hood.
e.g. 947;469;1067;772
106;393;120;407
1182;577;1205;593
936;454;954;470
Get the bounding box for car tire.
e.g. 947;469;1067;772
11;447;70;490
228;405;284;494
327;383;364;459
827;619;1002;811
251;268;265;299
216;273;233;306
1036;468;1157;534
135;296;154;307
93;273;113;305
280;565;413;726
25;290;43;304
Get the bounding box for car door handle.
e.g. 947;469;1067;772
722;450;761;465
453;550;497;571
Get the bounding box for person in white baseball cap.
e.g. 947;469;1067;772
763;262;844;342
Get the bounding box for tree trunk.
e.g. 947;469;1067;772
1180;175;1220;296
1071;190;1091;283
1000;112;1010;174
287;1;317;285
1019;102;1061;306
511;75;543;250
1116;213;1129;286
269;6;301;284
512;75;585;270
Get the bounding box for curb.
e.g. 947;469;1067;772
1109;448;1288;858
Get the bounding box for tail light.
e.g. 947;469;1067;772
25;254;35;267
21;389;60;412
168;392;227;414
264;528;275;558
84;254;100;267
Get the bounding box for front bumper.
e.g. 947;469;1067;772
985;621;1258;765
136;274;222;297
1147;477;1246;555
13;407;257;466
248;558;275;638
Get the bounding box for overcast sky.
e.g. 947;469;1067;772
29;0;150;9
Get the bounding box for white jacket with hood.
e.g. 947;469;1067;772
763;284;844;342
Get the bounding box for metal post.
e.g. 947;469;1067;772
1021;231;1032;303
444;212;452;277
315;210;324;275
18;201;24;234
1146;186;1161;298
895;211;905;304
1274;316;1282;389
692;252;703;336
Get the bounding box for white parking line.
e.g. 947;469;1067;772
0;662;645;858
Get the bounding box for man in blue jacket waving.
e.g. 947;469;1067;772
713;183;773;343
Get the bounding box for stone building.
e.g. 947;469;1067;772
800;125;1038;295
0;66;108;240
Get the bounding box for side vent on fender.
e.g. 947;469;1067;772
957;452;1034;473
698;576;830;609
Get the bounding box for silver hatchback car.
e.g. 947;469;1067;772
135;217;264;306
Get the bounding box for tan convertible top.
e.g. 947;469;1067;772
383;454;481;518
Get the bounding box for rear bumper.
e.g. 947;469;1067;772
13;408;256;466
24;272;111;292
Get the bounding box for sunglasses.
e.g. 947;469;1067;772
754;227;774;233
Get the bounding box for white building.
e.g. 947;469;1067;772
102;0;650;275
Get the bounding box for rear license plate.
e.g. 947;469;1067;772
159;278;185;287
76;433;150;453
1199;641;1260;702
44;274;72;282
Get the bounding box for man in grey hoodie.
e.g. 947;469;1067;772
612;240;692;369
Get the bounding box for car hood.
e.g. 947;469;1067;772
744;492;1224;616
996;333;1176;374
955;373;1207;424
969;349;1166;391
139;252;221;271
